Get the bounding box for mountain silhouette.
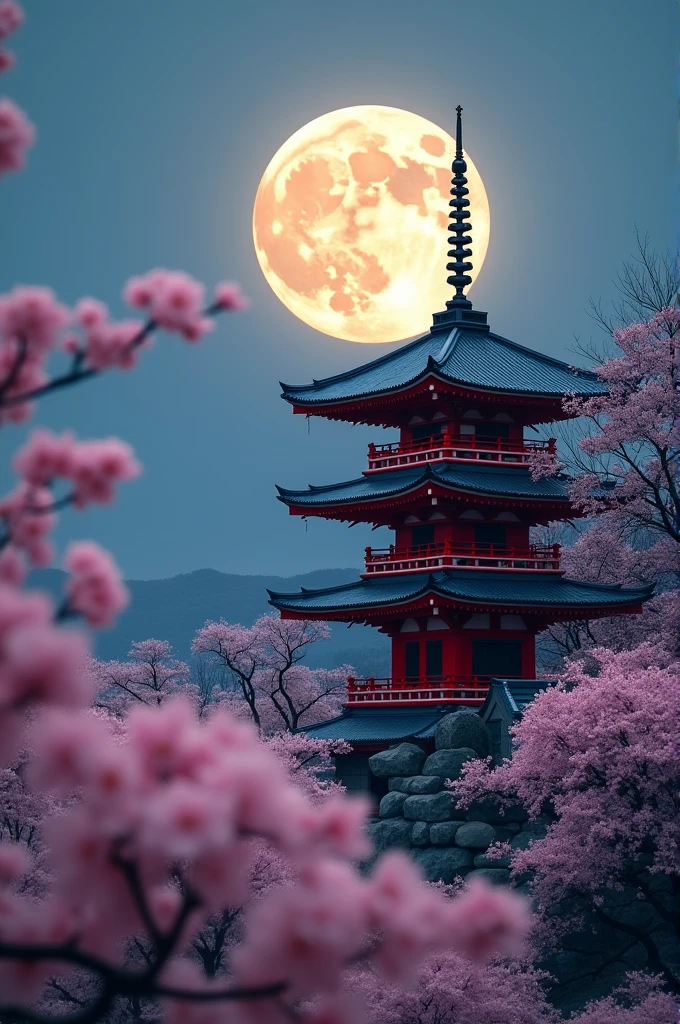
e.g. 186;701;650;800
30;567;390;673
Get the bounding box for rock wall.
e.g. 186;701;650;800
363;709;678;1015
365;708;539;887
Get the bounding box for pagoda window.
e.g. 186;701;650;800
411;423;443;441
425;640;443;678
405;642;420;680
474;523;507;548
472;639;523;678
412;524;435;548
464;613;491;630
476;422;510;441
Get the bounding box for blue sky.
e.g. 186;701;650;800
0;0;676;579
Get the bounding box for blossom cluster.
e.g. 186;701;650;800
0;697;530;1020
0;274;248;423
0;1;33;175
0;429;139;575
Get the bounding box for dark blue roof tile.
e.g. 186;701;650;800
277;463;569;507
269;570;653;613
282;326;607;406
300;707;447;742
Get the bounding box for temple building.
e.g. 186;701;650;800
268;108;652;792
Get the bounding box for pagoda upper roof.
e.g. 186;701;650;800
269;570;653;615
281;324;607;409
277;462;569;508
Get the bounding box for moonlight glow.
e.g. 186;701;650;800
253;105;490;344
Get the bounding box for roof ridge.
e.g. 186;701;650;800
434;327;460;365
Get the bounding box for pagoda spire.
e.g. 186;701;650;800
446;105;473;310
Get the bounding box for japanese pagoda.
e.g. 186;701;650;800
269;109;651;756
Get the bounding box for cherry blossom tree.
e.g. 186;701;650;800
453;645;680;993
93;640;193;716
535;521;679;665
192;614;349;732
350;953;558;1024
529;304;679;545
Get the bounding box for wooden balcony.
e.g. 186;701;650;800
346;675;491;706
366;434;556;472
363;542;562;576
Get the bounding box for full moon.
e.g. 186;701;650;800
253;105;490;344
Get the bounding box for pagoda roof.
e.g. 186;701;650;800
479;677;556;720
268;570;653;615
299;706;447;743
281;325;607;409
277;462;569;509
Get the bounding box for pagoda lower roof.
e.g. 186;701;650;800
299;707;448;743
281;324;607;409
277;463;569;509
268;570;653;616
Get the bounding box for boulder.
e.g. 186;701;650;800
455;821;496;849
366;818;413;852
464;799;528;824
403;792;459;822
510;823;547;852
467;867;511;886
405;775;443;795
369;743;426;778
388;777;410;793
422;747;477;781
429;821;466;846
411;822;430;848
435;709;489;757
378;792;408;818
473;851;512;868
413;846;474;883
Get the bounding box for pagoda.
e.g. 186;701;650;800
268;108;651;774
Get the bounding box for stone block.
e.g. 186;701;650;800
430;821;466;846
366;818;413;852
411;822;430;848
422;747;477;781
455;821;496;849
473;852;512;868
413;846;474;883
467;867;512;886
435;709;489;757
369;743;426;778
403;792;459;822
379;792;407;818
405;775;443;794
388;777;409;793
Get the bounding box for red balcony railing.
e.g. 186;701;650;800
366;434;556;472
346;675;491;706
363;542;562;575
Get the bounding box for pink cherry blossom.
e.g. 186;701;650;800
0;285;69;353
63;541;128;627
0;1;23;39
0;96;32;174
213;280;250;311
445;877;531;962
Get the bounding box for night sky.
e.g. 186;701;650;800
0;0;675;579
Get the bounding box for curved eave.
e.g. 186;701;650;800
281;327;607;412
276;467;571;514
268;572;654;623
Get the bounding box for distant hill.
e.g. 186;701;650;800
30;567;390;673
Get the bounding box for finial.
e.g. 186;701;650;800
446;104;473;310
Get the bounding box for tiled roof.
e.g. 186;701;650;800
481;677;557;719
281;326;607;406
277;463;569;507
299;707;448;742
269;570;653;613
